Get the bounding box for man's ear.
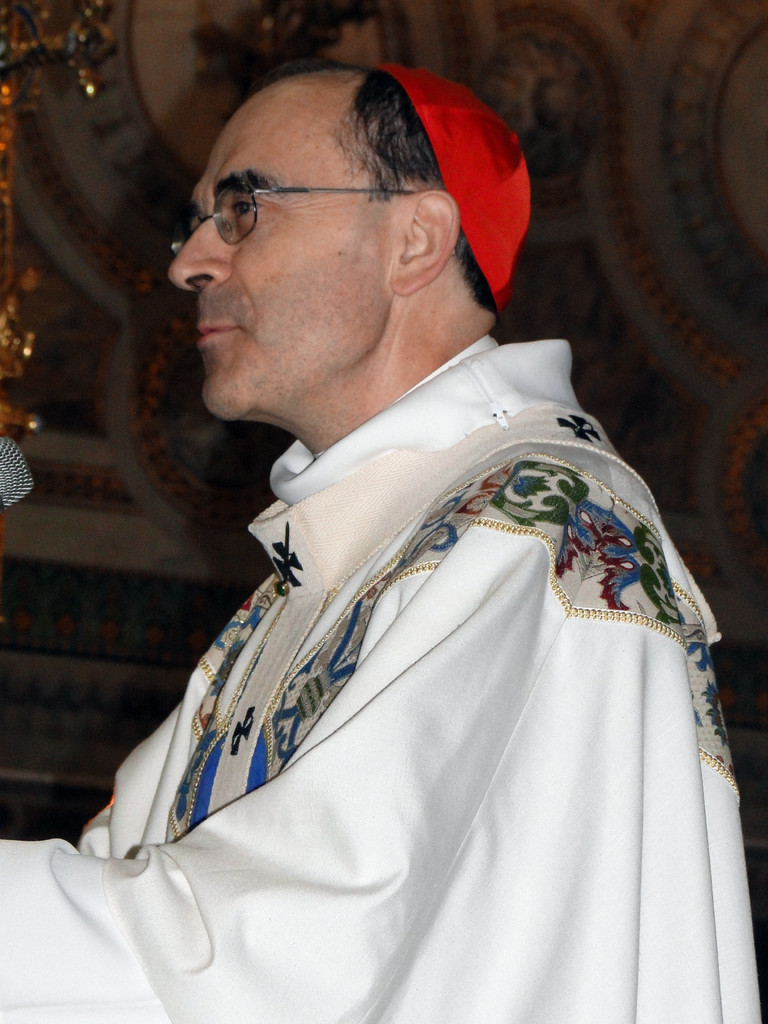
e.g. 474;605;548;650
390;190;461;298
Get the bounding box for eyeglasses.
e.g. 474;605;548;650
171;176;416;256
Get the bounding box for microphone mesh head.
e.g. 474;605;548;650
0;435;33;511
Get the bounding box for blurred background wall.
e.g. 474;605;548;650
0;0;766;1004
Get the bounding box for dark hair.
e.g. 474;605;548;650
263;60;497;315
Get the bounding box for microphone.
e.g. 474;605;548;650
0;435;33;512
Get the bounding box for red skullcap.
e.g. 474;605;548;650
377;64;530;314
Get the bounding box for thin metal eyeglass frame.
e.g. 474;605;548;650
170;182;417;256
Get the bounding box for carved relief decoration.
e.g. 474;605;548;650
663;0;768;331
127;0;402;180
479;5;603;213
615;0;665;41
486;1;744;383
18;96;164;295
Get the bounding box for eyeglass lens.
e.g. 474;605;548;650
171;181;257;255
215;183;258;245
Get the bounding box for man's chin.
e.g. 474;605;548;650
201;386;276;429
201;383;241;423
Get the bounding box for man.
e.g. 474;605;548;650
0;61;760;1022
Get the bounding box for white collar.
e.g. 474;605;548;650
270;337;578;505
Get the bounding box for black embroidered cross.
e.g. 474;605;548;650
272;523;303;588
231;706;255;756
557;415;600;442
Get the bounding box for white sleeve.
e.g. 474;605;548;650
0;838;170;1022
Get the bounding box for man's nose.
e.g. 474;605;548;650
168;220;232;292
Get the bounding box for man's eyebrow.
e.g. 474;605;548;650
214;170;281;196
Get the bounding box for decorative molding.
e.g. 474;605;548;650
614;0;664;41
603;43;744;383
25;460;136;512
484;3;606;213
664;1;768;328
0;556;247;665
724;388;768;581
438;0;473;84
488;2;742;383
123;0;407;184
18;104;164;295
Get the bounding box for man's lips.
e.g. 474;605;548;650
198;323;237;334
197;324;238;345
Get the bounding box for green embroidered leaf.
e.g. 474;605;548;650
296;676;324;720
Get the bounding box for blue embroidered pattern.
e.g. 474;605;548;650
684;624;733;776
169;591;271;836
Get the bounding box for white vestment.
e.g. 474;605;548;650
0;338;760;1023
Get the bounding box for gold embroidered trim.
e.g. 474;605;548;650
471;516;686;647
168;810;185;841
388;561;441;588
672;580;704;623
699;748;739;801
290;549;409;677
167;601;287;841
199;657;217;685
194;583;278;729
191;716;202;743
193;658;218;741
215;602;286;731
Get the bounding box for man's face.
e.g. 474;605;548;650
169;74;399;451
